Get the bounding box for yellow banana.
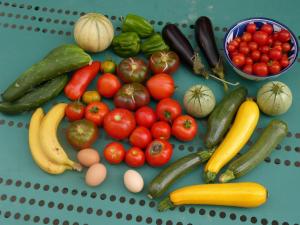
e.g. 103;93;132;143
39;103;82;171
29;108;72;174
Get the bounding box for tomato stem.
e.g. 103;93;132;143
183;120;192;129
151;142;162;155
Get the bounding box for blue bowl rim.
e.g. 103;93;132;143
223;17;299;78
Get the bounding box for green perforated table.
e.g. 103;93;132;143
0;1;299;225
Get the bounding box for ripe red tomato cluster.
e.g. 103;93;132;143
227;23;292;76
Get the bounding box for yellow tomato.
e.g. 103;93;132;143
82;91;101;104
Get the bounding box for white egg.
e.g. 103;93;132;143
85;163;107;187
123;169;144;193
77;148;100;167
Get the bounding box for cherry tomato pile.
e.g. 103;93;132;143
227;23;292;76
64;52;199;168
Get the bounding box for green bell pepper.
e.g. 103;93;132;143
122;14;154;38
112;32;141;58
141;33;170;57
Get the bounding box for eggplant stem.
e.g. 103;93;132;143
208;74;239;87
192;53;208;78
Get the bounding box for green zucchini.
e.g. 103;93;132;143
2;44;91;102
0;75;68;114
148;149;214;199
205;86;247;148
219;120;288;183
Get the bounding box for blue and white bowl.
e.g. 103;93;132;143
224;17;299;81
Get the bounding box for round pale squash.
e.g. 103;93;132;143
74;13;114;53
257;81;292;116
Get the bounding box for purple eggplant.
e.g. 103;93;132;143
195;16;227;90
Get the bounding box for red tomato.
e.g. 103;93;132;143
253;63;268;76
251;50;261;61
156;98;182;122
146;73;175;100
246;23;257;33
243;64;253;74
282;42;291;52
85;102;109;126
277;30;291;42
239;41;248;47
261;24;273;35
65;102;85;121
227;44;236;53
149;51;180;74
129;126;152;149
252;31;268;45
171;115;198;142
125;147;145;167
97;73;121;98
280;58;289;68
242;32;252;42
268;61;281;75
260;54;270;63
245;57;253;65
103;109;136;140
151;121;171;140
232;54;246;67
260;45;270;54
248;41;258;51
135;106;157;128
145;140;173;167
103;142;126;164
239;45;250;55
269;49;282;60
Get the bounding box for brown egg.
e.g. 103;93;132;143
77;148;100;167
85;163;107;187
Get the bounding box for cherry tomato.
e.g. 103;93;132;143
272;32;279;41
145;140;173;167
156;98;182;122
260;45;270;54
273;45;283;52
251;50;261;61
280;57;289;68
85;102;110;126
239;41;248;48
149;51;180;74
171;115;198;142
125;147;145;167
230;40;239;47
151;121;171;140
146;73;175;100
234;37;242;43
243;64;253;74
268;61;281;75
282;42;291;52
248;41;258;51
65;102;85;121
282;53;288;59
129;126;152;149
245;57;253;65
239;45;250;55
277;30;291;42
253;62;268;76
97;73;121;98
246;23;257;33
253;31;268;45
230;51;239;58
269;49;282;61
103;142;126;164
261;24;273;35
103;109;136;140
267;37;273;46
273;40;282;47
232;53;246;67
242;32;252;42
135;106;157;128
227;44;236;53
260;54;270;63
101;60;116;74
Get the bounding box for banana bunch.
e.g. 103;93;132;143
29;103;82;174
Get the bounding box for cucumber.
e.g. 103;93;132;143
0;75;68;114
148;149;214;199
2;44;91;102
205;86;247;148
219;120;288;183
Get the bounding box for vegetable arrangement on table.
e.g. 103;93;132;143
0;11;296;213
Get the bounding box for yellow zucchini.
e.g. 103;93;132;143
158;182;267;211
204;99;259;183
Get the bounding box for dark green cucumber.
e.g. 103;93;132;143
2;44;91;102
148;149;214;199
205;86;247;148
0;75;68;114
219;120;288;183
